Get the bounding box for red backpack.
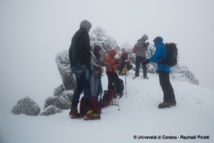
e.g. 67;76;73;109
80;96;100;116
98;90;115;107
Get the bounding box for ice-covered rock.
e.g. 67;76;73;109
56;51;76;90
11;97;41;116
40;105;62;116
44;90;73;110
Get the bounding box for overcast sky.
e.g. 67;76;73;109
0;0;214;109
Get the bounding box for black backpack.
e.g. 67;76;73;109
163;43;178;67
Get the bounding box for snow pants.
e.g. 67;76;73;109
135;56;147;78
158;71;176;103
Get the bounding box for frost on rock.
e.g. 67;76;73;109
53;84;64;97
44;90;73;110
171;65;199;85
56;51;76;90
11;97;41;116
40;105;62;116
90;27;120;54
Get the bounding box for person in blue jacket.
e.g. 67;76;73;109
143;36;176;108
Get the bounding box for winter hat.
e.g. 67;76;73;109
153;36;163;43
142;34;148;40
80;20;92;32
93;45;102;57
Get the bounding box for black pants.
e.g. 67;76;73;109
135;56;147;77
158;71;176;103
106;72;120;93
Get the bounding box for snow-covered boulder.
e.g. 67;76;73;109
53;84;64;97
11;97;41;116
43;90;73;110
55;51;76;90
90;27;120;54
171;65;199;85
40;105;62;116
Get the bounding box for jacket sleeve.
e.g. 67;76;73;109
148;45;162;63
79;31;90;65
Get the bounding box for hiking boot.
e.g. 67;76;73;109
133;76;139;79
143;76;149;79
69;106;81;119
171;102;177;106
158;102;171;109
117;92;123;99
84;109;101;120
69;111;81;119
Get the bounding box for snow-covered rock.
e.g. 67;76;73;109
53;84;64;97
11;97;40;116
40;105;62;116
44;90;73;110
171;65;199;85
90;27;120;54
56;51;76;90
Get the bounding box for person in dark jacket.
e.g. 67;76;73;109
117;51;133;75
68;20;94;119
143;36;176;108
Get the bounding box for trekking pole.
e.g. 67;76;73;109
124;65;128;98
117;93;120;111
113;75;120;111
125;71;127;98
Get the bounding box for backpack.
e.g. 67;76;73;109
117;78;124;93
80;96;100;116
132;44;137;53
98;90;115;107
163;43;178;67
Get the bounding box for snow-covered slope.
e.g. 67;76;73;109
0;70;213;143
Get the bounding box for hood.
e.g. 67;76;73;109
93;45;102;57
109;49;117;58
153;36;163;46
80;20;92;32
153;36;163;43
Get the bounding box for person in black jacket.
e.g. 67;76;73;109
68;20;94;120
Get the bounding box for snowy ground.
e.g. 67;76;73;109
0;70;214;143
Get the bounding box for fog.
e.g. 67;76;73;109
0;0;214;111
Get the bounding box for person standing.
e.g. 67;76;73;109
68;20;94;119
90;45;107;101
104;49;122;96
143;36;176;108
133;34;149;79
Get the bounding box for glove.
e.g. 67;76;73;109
142;59;149;65
80;65;86;72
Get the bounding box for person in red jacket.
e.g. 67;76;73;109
104;49;122;95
